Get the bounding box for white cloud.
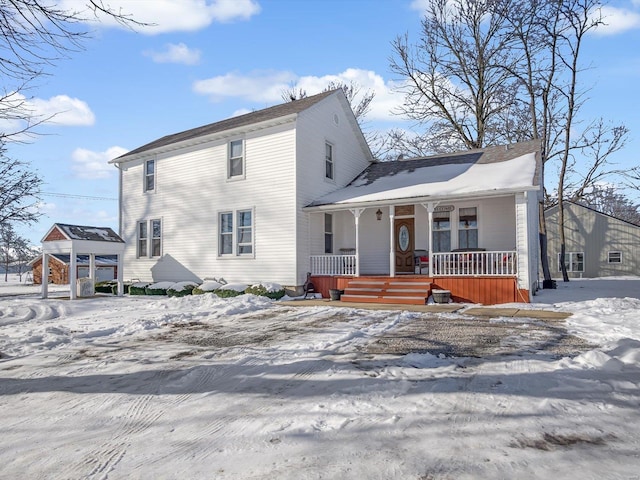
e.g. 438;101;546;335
193;68;406;122
60;0;260;34
71;146;128;180
145;43;201;65
193;70;297;103
592;5;640;35
29;95;95;126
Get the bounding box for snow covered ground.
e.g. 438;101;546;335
1;276;639;479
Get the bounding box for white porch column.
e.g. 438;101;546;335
89;254;96;282
69;248;77;300
421;202;438;277
389;206;395;277
41;254;49;299
116;253;124;296
349;208;365;277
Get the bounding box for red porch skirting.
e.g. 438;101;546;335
310;275;529;305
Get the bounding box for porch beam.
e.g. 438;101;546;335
349;208;365;277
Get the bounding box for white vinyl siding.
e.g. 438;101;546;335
119;122;298;284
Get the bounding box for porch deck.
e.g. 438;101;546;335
310;274;528;306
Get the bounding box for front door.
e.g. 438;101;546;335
394;217;415;273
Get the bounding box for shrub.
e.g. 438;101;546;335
129;282;151;295
246;282;285;300
167;281;198;297
145;281;175;296
193;280;223;295
214;283;248;298
95;280;117;294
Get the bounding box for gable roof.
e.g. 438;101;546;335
545;200;640;229
112;89;338;163
306;140;541;209
44;224;124;243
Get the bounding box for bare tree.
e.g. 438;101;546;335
0;221;33;281
281;80;375;122
389;0;629;284
0;148;42;226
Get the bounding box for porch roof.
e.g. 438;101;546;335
306;140;540;210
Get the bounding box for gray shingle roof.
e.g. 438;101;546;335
353;140;541;188
54;224;124;243
114;89;338;162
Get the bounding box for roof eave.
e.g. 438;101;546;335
303;186;540;212
110;113;299;165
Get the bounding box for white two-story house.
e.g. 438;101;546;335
112;89;542;305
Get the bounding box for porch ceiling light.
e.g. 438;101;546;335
376;208;383;221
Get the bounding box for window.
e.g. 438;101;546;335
219;212;233;255
137;221;147;257
137;219;161;257
325;142;334;180
608;251;622;263
458;207;478;249
324;213;333;254
228;140;244;178
432;211;451;252
144;159;155;192
558;252;584;272
237;210;253;255
151;219;162;257
219;209;254;256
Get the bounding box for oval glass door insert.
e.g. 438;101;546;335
398;225;410;252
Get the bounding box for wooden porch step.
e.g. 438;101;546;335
341;277;431;305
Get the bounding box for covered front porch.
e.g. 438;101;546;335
306;195;536;305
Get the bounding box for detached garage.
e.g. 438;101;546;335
38;223;125;300
30;254;119;285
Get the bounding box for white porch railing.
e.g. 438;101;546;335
310;255;357;276
431;251;517;276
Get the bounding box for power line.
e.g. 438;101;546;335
41;192;118;201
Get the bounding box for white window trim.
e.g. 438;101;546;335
558;251;584;272
218;207;255;257
137;220;148;258
137;219;162;258
324;141;335;182
457;205;479;250
324;213;333;254
144;159;155;193
150;218;162;258
227;139;246;180
608;251;622;264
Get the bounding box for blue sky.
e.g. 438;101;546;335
6;0;640;245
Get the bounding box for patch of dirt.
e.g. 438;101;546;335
510;432;615;450
363;315;596;358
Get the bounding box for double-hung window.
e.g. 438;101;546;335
325;142;334;180
558;252;584;272
219;209;254;256
432;211;451;252
458;207;478;249
137;219;162;258
228;140;244;178
137;221;148;257
144;159;155;192
324;213;333;254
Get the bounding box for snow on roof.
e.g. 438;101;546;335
54;224;124;243
308;141;540;208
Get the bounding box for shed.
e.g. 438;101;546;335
40;223;125;299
